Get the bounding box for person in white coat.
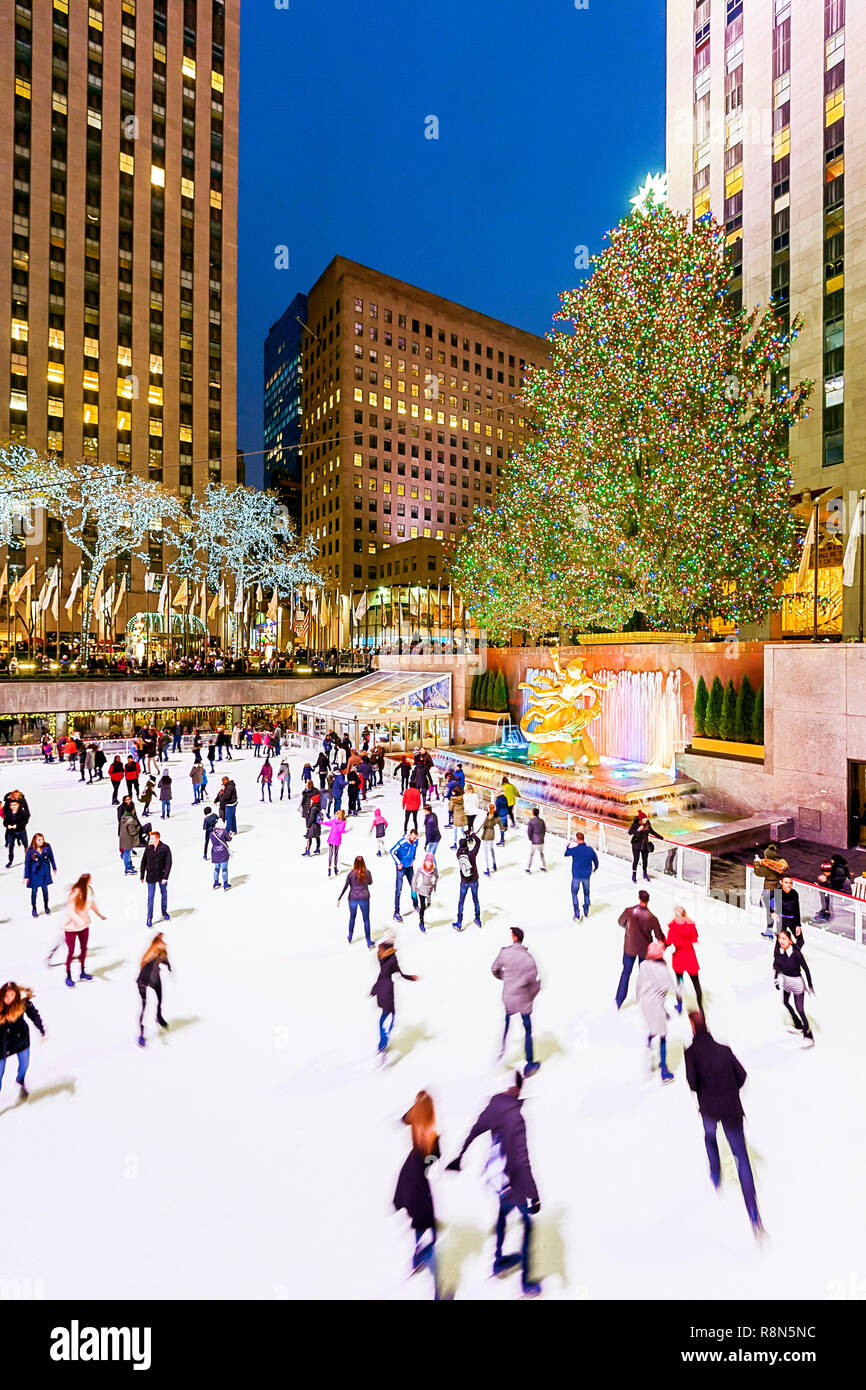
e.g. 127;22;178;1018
492;928;541;1077
636;939;680;1083
462;785;480;832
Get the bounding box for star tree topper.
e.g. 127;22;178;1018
630;171;669;217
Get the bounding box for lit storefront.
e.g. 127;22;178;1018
294;670;452;750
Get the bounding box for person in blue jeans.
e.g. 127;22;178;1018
684;1011;763;1235
217;777;238;834
338;856;374;949
564;832;599;920
446;1073;542;1297
452;830;482;932
140;831;172;928
0;981;45;1100
210;819;233;891
390;829;419;922
157;771;172;820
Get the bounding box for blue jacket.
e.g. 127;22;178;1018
494;793;509;820
453;766;465;790
565;843;599;878
390;836;419;871
24;844;57;887
332;773;346;798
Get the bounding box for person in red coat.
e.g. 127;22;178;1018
402;784;422;835
666;905;702;1012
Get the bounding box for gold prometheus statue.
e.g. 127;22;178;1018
518;648;616;769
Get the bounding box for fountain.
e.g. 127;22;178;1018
437;653;712;832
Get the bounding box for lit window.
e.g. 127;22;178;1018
368;391;378;406
179;425;192;442
117;346;132;368
47;431;63;451
83;370;99;391
87;109;102;130
10;389;27;412
773;129;790;160
212;71;224;92
11;319;28;343
47;363;64;385
117;378;134;400
88;5;103;28
150;354;163;374
15;77;31;100
117;410;132;431
353;388;363;403
724;166;743;197
181;177;194;199
151;165;165;187
149;418;163;437
353;453;363;467
182;57;197;80
52;93;67;114
826;88;844;126
148;385;163;406
82;404;98;425
120;152;135;175
154;42;167;63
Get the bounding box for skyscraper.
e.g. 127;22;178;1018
666;0;863;636
297;255;546;593
263;291;307;534
0;0;239;619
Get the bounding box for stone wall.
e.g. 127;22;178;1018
0;675;345;720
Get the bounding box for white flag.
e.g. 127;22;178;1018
354;590;368;624
0;564;7;606
173;578;189;608
113;573;127;618
103;581;115;615
218;578;226;610
199;583;207;623
51;579;59;621
843;497;864;588
144;571;161;593
255;583;263;605
9;562;36;605
267;588;278;620
208;589;219;621
157;575;169;615
65;565;82;613
234;584;244;614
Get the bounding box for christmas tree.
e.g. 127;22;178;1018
705;676;725;739
693;675;709;737
453;203;813;638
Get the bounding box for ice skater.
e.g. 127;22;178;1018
636;939;680;1083
390;828;419;922
339;855;374;949
493;928;541;1077
525;808;547;873
452;827;482;932
684;1011;763;1236
666;905;703;1012
446;1073;542;1298
0;982;45;1100
210;818;233;891
411;852;438;933
480;803;498;875
369;807;388;856
394;1091;440;1294
615;889;664;1009
371;931;417;1053
257;757;273;802
564;831;598;920
628;809;658;882
277;759;291;801
773;930;814;1044
140;830;172;929
60;872;106;987
157;770;172;819
137;933;171;1047
23;833;57;917
323;809;350;877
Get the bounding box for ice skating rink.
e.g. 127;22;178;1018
0;747;862;1301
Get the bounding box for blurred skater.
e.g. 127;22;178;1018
371;930;417;1053
137;933;171;1047
0;982;45;1099
394;1091;440;1294
685;1011;763;1236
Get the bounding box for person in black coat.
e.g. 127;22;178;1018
446;1073;542;1297
814;854;852;922
628;810;658;882
773;874;803;943
140;831;172;929
394;1091;440;1292
0;982;45;1098
684;1011;762;1233
202;805;218;860
773;931;814;1042
3;796;30;867
137;933;171;1047
371;934;417;1053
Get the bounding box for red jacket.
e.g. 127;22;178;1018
666;917;699;976
402;787;422;812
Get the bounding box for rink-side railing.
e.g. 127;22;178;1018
745;866;865;947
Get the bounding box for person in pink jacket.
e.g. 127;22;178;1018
323;810;351;877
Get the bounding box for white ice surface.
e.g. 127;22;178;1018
0;748;862;1301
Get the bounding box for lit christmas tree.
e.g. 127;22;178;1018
453;203;813;638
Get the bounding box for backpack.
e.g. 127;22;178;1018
457;850;474;879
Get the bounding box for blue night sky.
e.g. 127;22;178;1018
237;0;666;483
